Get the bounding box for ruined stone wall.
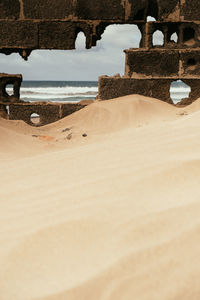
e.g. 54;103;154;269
0;74;91;126
0;0;188;59
97;0;200;105
1;0;200;111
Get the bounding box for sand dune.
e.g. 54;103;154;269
0;95;200;300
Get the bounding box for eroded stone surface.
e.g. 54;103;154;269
0;0;20;20
99;76;200;105
1;0;200;120
124;49;180;77
5;102;88;127
0;74;22;103
23;0;75;20
0;0;186;56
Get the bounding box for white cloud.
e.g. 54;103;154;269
0;25;141;81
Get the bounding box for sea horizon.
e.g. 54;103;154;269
19;80;99;103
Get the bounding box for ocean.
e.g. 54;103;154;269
18;81;98;103
6;80;190;104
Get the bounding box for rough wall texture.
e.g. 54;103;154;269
99;77;200;105
8;102;88;126
0;74;22;103
0;74;91;126
95;1;200;105
0;0;186;59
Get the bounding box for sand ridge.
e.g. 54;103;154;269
0;95;200;300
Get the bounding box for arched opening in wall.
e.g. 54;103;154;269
0;25;142;105
5;83;14;96
30;113;40;125
170;80;191;104
170;32;178;43
187;57;197;71
99;24;142;49
153;30;164;46
6;105;9;115
75;31;86;50
147;16;156;22
183;27;195;45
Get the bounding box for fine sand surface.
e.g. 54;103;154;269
0;94;200;300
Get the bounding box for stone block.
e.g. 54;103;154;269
0;73;22;103
181;0;200;21
23;0;75;20
61;103;87;118
8;102;91;126
180;51;200;77
39;21;93;50
39;22;76;49
9;103;62;126
0;21;38;48
124;49;179;77
76;0;124;20
99;76;200;105
0;0;20;20
98;77;173;103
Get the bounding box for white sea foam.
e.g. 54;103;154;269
6;85;98;102
6;84;190;104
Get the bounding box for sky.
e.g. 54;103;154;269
0;25;142;81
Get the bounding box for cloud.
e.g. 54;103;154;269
0;25;141;81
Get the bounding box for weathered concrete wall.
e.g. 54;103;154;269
0;0;187;59
98;4;200;105
146;22;200;49
124;49;180;77
0;0;180;21
99;77;200;105
0;74;91;126
98;77;174;103
124;49;200;78
9;103;61;126
0;74;22;103
7;102;89;126
7;101;90;126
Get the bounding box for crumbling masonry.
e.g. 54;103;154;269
0;0;200;125
98;0;200;104
99;22;200;104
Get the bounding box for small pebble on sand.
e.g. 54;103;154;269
62;127;72;133
66;133;72;140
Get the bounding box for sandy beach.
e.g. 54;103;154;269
0;94;200;300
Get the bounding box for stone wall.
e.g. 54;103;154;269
0;0;189;59
0;73;91;126
99;77;200;105
98;1;200;105
8;102;88;126
1;0;200;106
0;74;22;102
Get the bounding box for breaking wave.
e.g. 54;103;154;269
6;81;98;103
